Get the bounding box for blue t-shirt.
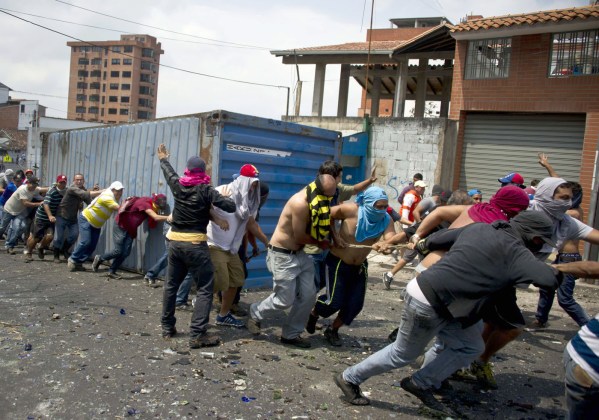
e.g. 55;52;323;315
0;182;17;206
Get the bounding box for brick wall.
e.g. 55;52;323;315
450;33;599;215
0;105;19;129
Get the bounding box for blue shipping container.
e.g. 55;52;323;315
43;110;342;288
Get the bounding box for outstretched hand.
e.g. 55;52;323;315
370;165;378;183
157;144;170;160
538;152;549;167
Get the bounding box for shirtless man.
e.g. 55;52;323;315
247;174;337;348
306;187;395;346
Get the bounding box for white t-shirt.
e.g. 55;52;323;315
3;185;42;216
207;185;256;254
538;214;593;256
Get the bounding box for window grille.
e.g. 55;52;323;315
465;37;511;79
549;29;599;77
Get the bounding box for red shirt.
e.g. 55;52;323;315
116;197;153;238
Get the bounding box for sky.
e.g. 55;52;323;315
0;0;590;120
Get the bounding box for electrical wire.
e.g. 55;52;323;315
0;10;289;90
54;0;271;50
0;7;266;50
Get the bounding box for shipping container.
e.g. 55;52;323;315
43;110;342;288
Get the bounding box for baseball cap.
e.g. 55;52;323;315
109;181;124;190
186;156;206;172
239;164;259;178
25;168;34;175
498;172;525;187
468;189;482;196
56;174;67;183
414;180;427;188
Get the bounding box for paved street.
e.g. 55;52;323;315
1;249;598;419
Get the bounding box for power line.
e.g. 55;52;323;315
1;10;289;90
12;90;68;99
54;0;271;50
0;7;266;50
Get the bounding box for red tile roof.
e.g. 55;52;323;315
290;40;405;53
452;5;599;32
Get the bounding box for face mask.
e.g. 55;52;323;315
540;198;572;221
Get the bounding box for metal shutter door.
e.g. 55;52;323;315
459;113;585;196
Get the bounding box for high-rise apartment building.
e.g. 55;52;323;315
66;34;163;124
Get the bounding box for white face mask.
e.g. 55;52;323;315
541;198;572;221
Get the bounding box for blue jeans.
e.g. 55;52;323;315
161;240;215;338
343;293;484;390
99;224;134;274
146;243;168;280
69;214;101;264
176;273;194;305
564;349;599;419
0;212;26;249
53;216;79;252
536;253;590;327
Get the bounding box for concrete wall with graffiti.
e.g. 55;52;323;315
283;116;458;201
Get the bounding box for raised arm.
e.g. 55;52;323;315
352;165;378;194
538;153;559;178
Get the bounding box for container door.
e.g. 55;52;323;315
340;132;368;185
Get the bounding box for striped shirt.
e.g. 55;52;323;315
567;313;599;383
36;186;65;223
82;190;119;228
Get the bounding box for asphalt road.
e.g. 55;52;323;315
1;249;598;419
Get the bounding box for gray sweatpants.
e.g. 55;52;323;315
250;248;316;339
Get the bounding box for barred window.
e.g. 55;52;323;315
464;37;511;80
549;30;599;77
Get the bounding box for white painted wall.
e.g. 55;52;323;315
283;116;458;202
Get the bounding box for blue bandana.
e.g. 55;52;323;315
355;187;390;242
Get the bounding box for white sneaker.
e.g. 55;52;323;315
382;272;393;290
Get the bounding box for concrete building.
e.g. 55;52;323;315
0;85;47;168
66;34;163;124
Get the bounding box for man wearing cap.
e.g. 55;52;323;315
67;181;124;271
306;187;395;346
156;144;236;349
53;174;103;263
24;175;68;261
468;189;483;203
207;163;268;328
0;176;48;254
91;193;169;279
499;172;526;189
333;211;562;417
397;173;424;205
23;168;34;184
247;174;337;348
399;180;426;227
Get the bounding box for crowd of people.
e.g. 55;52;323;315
1;148;598;418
